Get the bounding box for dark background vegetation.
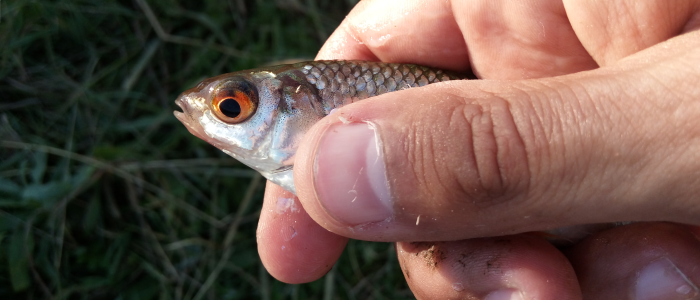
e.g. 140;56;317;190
0;0;413;298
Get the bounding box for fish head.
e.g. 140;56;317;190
174;67;324;194
174;60;469;194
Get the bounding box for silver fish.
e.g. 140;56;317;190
174;62;625;245
174;60;470;194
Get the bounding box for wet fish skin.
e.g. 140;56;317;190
174;60;473;194
297;61;464;114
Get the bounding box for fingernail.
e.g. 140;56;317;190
635;258;699;300
314;122;392;225
484;289;524;300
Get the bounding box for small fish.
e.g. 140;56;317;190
174;61;617;244
174;60;472;194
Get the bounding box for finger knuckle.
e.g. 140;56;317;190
398;87;541;212
449;93;533;208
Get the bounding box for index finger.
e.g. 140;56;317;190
317;0;597;79
316;0;470;71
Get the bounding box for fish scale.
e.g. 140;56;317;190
297;60;467;115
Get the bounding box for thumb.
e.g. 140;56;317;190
294;30;700;241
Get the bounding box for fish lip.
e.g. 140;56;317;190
174;96;185;112
173;96;190;122
172;96;214;146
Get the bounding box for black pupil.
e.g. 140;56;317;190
219;98;241;118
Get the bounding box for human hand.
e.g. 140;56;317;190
257;0;700;299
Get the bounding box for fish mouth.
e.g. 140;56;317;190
173;96;208;142
172;96;224;151
173;98;187;122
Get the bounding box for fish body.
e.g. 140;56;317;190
174;60;470;194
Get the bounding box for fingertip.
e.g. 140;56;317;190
315;0;470;71
397;235;581;300
567;222;700;300
316;21;379;61
257;181;348;284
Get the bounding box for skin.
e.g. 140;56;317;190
257;0;700;298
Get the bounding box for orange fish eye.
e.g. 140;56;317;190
211;79;258;124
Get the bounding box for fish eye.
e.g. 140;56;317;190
219;98;241;118
211;79;258;124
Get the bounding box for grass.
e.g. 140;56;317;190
0;0;414;299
